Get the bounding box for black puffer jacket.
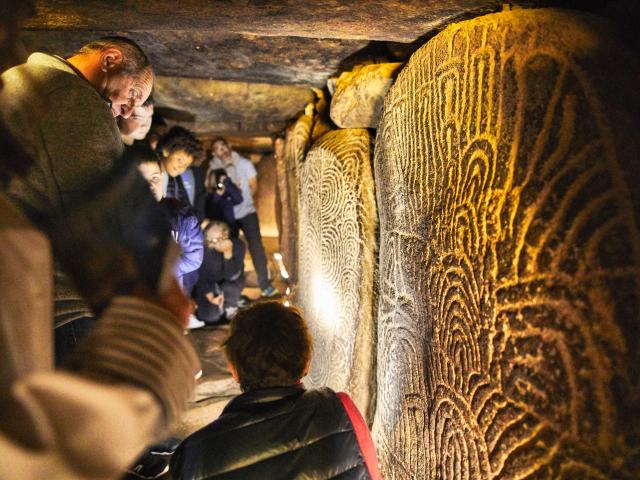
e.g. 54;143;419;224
171;385;371;480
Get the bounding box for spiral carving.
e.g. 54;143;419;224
372;8;640;479
297;128;377;420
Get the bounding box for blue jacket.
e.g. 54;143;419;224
162;199;204;284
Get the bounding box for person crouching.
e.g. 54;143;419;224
194;220;245;325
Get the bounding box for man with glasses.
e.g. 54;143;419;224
194;220;245;325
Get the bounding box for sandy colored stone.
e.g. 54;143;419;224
297;128;377;421
373;8;640;479
330;63;402;128
152;76;314;136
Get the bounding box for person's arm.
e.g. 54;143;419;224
0;296;200;480
175;214;204;277
337;392;383;480
224;177;244;205
248;175;257;197
222;238;245;281
192;168;207;222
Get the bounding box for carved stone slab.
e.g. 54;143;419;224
330;63;402;129
278;110;314;285
298;129;377;420
373;8;640;479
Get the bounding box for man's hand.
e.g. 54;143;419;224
133;278;192;327
212;239;233;259
206;292;224;306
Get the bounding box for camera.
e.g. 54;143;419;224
212;168;227;190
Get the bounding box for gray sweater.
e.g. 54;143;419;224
0;53;124;326
0;52;123;213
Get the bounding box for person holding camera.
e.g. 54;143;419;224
204;167;243;236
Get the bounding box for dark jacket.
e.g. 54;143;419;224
167;167;207;222
196;238;245;295
170;386;372;480
205;177;243;226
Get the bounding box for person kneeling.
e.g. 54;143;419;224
194;221;244;325
170;301;382;480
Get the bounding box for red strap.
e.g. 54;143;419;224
337;392;383;480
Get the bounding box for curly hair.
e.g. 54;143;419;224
157;126;202;157
223;301;313;392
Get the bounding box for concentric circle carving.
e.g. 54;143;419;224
297;128;377;419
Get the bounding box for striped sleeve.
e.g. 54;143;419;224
64;296;200;425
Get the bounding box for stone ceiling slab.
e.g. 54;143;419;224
19;30;369;86
25;0;514;42
153;76;314;136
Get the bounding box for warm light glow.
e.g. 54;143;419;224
273;252;290;279
311;273;341;329
285;287;291;295
284;300;290;307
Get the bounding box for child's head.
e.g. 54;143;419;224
126;143;163;201
223;301;313;392
157;126;202;177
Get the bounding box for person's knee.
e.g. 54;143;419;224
196;302;222;323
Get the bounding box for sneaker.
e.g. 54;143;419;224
261;285;280;297
187;314;206;329
237;295;251;307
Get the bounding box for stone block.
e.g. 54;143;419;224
297;128;377;421
330;63;402;129
373;8;640;479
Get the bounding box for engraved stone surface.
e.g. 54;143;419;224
278;109;314;286
297;129;377;420
373;8;640;479
330;63;402;129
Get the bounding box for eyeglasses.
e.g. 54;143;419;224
207;236;225;244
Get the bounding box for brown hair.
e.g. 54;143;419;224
223;301;313;391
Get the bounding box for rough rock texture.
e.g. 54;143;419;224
19;30;368;86
25;0;510;42
373;8;640;480
330;63;402;129
297;129;377;421
153;76;314;136
254;153;278;239
277;109;314;285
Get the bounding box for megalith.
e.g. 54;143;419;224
297;128;377;421
373;8;640;479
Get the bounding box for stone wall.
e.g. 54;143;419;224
297;128;378;421
372;7;640;479
277;110;313;285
